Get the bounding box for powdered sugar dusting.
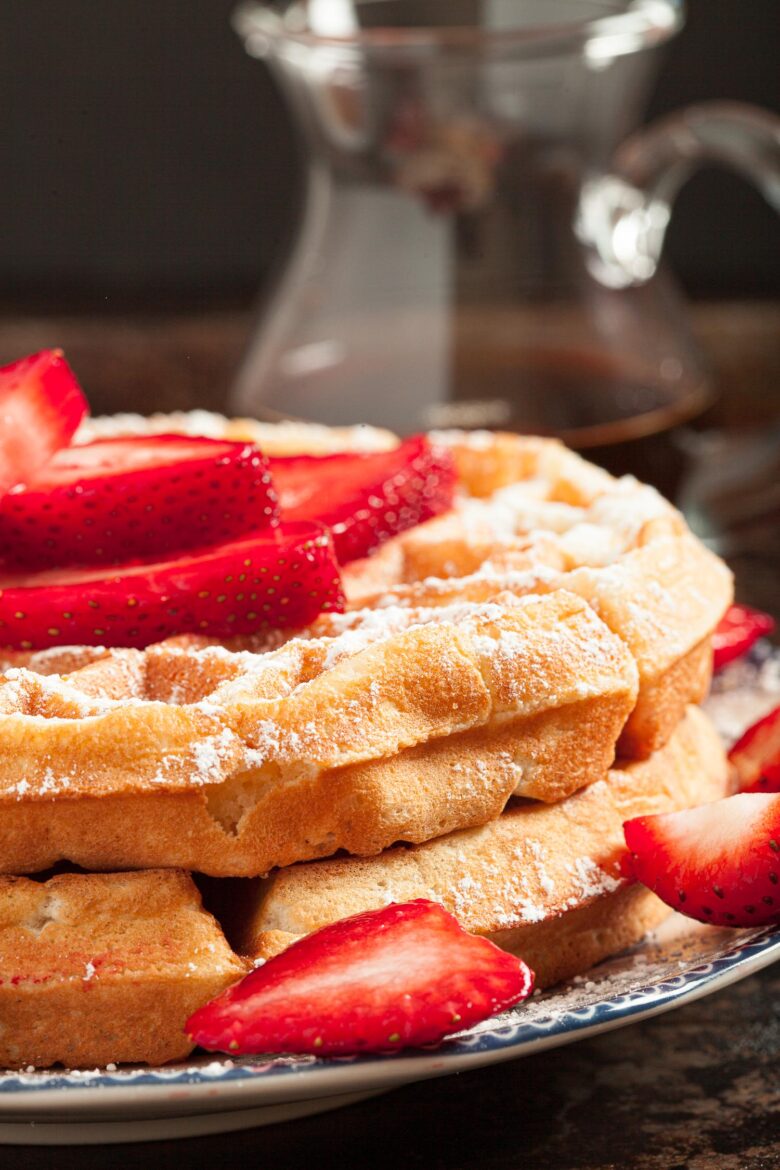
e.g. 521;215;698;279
564;856;622;903
191;730;240;783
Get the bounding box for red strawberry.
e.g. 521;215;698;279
713;604;776;672
186;900;533;1057
0;435;279;569
0;349;87;496
271;436;456;563
624;794;780;927
0;522;342;649
730;705;780;794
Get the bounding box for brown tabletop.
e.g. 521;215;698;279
4;301;780;1169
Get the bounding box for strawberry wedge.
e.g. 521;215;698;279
0;349;87;496
624;794;780;927
271;436;456;563
186;900;534;1057
730;705;780;794
0;522;342;649
0;435;279;568
713;604;776;672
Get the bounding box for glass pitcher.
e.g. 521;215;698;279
232;0;780;446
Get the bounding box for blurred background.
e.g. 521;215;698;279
0;0;777;631
1;0;778;312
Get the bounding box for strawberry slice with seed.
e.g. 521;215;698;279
730;704;780;794
713;604;776;672
186;900;533;1057
0;435;279;568
0;522;342;649
271;436;456;563
0;349;88;496
624;794;780;927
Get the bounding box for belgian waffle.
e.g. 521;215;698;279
0;707;729;1068
340;431;732;756
0;869;247;1069
0;420;729;875
230;705;731;985
84;416;733;758
0;588;637;875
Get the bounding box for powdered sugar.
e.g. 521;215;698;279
564;856;622;902
191;729;240;783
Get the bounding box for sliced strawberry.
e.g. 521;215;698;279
713;604;776;672
0;349;88;496
730;705;780;794
271;436;456;563
0;435;279;568
186;900;533;1057
0;522;342;649
624;794;780;927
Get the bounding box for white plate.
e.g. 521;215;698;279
2;649;779;1145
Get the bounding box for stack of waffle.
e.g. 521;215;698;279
0;420;733;1068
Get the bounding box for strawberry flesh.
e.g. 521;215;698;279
0;349;88;496
713;604;776;672
730;704;780;794
186;900;534;1057
0;435;279;569
624;793;780;927
0;522;343;649
271;436;456;563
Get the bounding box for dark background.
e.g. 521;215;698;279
1;0;778;311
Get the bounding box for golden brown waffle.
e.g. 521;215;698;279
84;416;731;757
236;705;730;987
0;869;247;1069
0;416;730;878
0;707;729;1068
340;533;728;757
339;431;732;756
0;589;637;875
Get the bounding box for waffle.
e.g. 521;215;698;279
0;589;637;876
340;431;732;757
84;416;732;758
232;705;731;987
0;418;730;876
0;869;247;1069
0;707;729;1068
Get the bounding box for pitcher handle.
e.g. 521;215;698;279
578;101;780;288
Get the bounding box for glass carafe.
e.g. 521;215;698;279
232;0;780;445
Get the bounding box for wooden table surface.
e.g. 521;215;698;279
5;301;780;1169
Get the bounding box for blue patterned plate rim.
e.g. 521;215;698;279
2;919;778;1112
